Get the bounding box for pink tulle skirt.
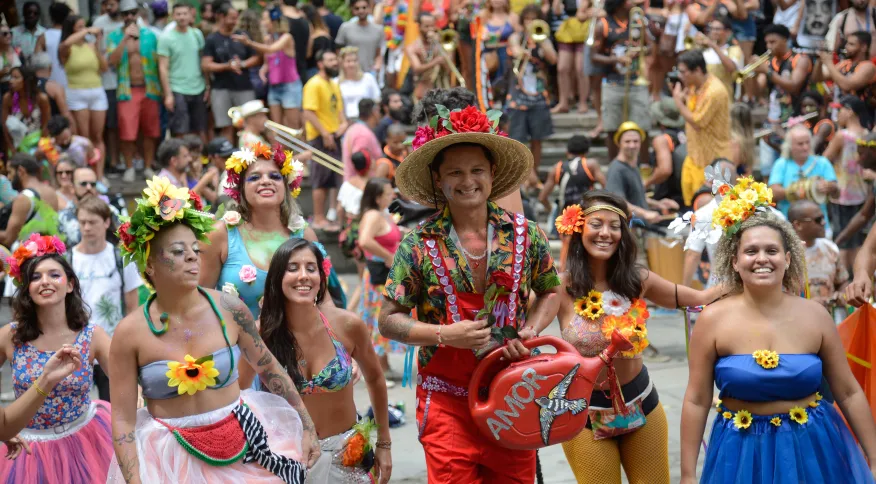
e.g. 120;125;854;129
107;390;304;483
0;401;113;483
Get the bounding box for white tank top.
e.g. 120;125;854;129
44;29;68;88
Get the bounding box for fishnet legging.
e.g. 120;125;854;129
561;403;670;484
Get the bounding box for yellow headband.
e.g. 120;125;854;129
555;203;627;235
581;204;628;220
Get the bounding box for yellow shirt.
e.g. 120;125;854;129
685;74;730;168
303;75;343;142
65;43;102;89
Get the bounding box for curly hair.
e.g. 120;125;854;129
12;254;90;345
565;190;644;301
713;212;806;294
412;87;478;125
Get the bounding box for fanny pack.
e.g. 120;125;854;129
588;378;655;440
155;400;307;483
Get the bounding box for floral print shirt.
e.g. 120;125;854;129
384;201;560;368
11;324;94;429
106;27;162;102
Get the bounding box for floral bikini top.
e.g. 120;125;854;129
562;290;650;359
11;323;94;429
295;312;353;395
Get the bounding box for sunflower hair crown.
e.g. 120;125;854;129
856;139;876;148
223;142;305;202
410;104;506;152
669;167;775;249
555;204;628;235
5;234;66;286
117;176;215;276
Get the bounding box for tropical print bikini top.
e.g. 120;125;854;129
295;312;353;395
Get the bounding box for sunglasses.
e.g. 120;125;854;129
245;172;284;183
56;170;74;176
799;216;825;224
122;9;138;16
78;181;97;188
0;32;11;37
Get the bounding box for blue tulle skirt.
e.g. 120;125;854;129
702;403;874;483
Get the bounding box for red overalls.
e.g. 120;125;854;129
415;213;535;483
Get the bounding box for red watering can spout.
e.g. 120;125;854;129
604;329;635;360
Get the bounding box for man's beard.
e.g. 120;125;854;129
325;67;340;77
10;175;22;192
853;1;868;11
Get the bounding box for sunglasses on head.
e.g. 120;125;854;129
78;181;97;188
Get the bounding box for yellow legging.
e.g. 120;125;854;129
561;402;670;484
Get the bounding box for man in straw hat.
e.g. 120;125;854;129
646;97;687;210
379;105;560;482
606;121;677;223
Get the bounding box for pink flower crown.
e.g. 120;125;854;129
410;105;507;151
224;142;305;202
6;234;67;286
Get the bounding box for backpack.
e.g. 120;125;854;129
66;245;127;315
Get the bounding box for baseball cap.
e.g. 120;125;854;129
207;137;235;157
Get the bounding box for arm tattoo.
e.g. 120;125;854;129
221;292;264;350
114;431;135;446
117;451;137;482
382;315;415;342
256;352;273;367
260;369;315;432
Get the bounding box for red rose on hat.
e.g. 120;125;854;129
188;190;204;211
450;106;492;133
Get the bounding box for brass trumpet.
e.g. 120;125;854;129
512;19;550;76
623;6;649;121
735;50;772;84
430;29;466;88
585;0;604;46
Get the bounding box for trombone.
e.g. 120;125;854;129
752;111;819;139
735;50;771;84
512;19;550;77
622;6;650;122
430;29;466;88
265;121;344;176
585;0;604;46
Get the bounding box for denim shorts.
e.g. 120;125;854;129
267;80;303;109
732;14;757;42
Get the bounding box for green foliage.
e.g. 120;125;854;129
325;0;352;20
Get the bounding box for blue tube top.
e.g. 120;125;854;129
715;353;822;402
138;345;241;400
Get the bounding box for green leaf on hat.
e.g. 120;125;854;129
442;119;454;133
429;115;439;130
436;104;450;119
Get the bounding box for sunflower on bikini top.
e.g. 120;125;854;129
166;355;221;396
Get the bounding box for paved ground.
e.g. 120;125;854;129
0;277;710;483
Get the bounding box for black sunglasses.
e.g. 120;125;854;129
122;9;138;16
0;32;10;37
800;216;825;224
78;181;97;188
56;170;74;176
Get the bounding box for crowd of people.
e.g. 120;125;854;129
0;0;876;482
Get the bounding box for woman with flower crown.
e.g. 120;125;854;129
679;178;876;482
107;177;319;483
198;141;346;387
0;233;114;482
554;190;724;483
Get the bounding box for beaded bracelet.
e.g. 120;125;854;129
376;440;392;449
437;326;444;348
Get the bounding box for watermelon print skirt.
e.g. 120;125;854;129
106;390;305;483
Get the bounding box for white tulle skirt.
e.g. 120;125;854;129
107;390;304;483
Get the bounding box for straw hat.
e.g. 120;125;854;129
228;100;269;129
396;106;533;207
649;97;685;129
613;121;646;145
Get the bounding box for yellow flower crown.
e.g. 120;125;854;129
670;168;775;247
223;142;305;202
856;139;876;148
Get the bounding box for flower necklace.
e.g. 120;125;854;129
571;289;650;357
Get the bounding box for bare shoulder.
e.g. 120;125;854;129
112;310;146;352
324;306;367;341
207;220;229;242
788;295;834;329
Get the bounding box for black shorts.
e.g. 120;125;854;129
507;103;554;142
308;136;342;189
829;202;867;250
168;92;208;135
105;89;118;129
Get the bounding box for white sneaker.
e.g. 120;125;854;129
143;167;155;179
326;208;337;222
122;168;136;183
